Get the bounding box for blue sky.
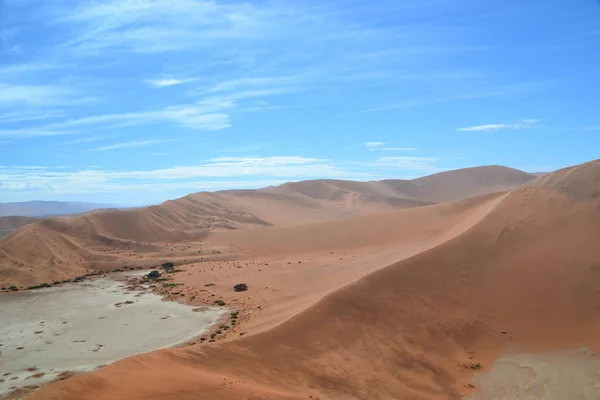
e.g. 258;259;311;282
1;0;599;205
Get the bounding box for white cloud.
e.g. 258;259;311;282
370;147;417;151
208;76;302;93
0;156;370;196
1;81;295;139
457;119;540;132
0;84;89;106
364;142;385;148
0;110;67;124
89;139;177;152
363;142;416;151
56;0;270;54
65;135;113;144
145;78;198;87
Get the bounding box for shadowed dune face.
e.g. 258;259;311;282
0;166;536;287
0;216;36;231
23;160;600;400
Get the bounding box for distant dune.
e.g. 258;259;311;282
0;201;115;218
26;159;600;400
0;166;536;286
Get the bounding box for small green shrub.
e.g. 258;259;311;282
204;283;215;287
9;286;19;291
213;299;225;306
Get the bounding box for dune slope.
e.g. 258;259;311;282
26;160;600;400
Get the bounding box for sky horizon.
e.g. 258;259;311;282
1;0;599;205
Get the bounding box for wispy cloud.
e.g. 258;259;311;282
2;78;296;139
370;147;417;151
363;142;415;151
145;78;198;87
0;84;92;107
371;156;442;172
89;139;178;152
0;110;67;124
54;0;273;54
457;119;540;132
0;156;370;195
355;81;556;114
65;135;113;144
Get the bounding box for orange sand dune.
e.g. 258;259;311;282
24;159;600;400
0;166;534;287
261;165;535;204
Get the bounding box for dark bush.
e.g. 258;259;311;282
9;286;19;291
161;262;175;269
233;283;248;292
214;299;226;306
147;270;161;279
27;283;52;290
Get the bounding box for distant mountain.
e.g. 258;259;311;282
0;201;117;217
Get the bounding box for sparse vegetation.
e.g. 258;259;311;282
164;283;180;288
9;286;19;291
167;269;184;274
27;283;52;290
161;262;175;269
214;299;226;306
204;283;215;287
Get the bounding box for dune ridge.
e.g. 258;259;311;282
0;166;535;287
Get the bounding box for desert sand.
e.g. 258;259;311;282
1;161;599;399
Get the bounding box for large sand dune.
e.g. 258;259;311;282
16;159;600;399
0;166;534;287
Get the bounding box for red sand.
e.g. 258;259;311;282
3;162;600;399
